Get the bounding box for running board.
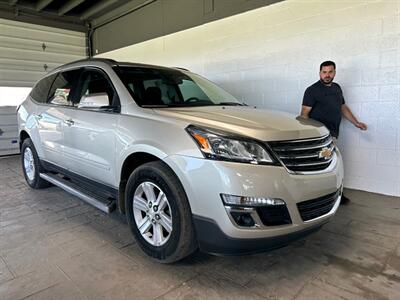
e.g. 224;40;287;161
40;173;116;213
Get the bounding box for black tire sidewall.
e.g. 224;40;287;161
126;162;189;261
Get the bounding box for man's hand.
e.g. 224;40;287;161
355;121;367;130
300;105;312;118
341;104;367;131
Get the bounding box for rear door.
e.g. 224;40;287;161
37;69;81;168
31;73;59;163
62;67;120;187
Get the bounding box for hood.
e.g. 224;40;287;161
153;106;328;141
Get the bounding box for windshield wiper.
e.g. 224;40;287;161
217;102;247;106
142;103;196;108
141;104;170;108
142;102;247;108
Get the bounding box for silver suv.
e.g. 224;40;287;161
18;58;343;262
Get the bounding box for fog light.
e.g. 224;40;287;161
221;194;285;207
230;212;255;227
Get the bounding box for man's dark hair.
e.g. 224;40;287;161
320;61;336;70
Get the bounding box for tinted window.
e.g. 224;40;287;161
179;79;208;100
76;69;117;107
142;78;179;104
115;67;242;107
47;69;81;106
30;74;57;103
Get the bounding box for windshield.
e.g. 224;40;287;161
114;66;243;107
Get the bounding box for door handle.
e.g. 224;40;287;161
64;119;75;126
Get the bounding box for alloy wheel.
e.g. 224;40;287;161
133;181;173;246
23;147;35;181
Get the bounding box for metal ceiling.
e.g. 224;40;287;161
0;0;133;31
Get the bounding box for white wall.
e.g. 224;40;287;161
0;87;31;106
98;0;400;197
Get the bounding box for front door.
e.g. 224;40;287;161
62;68;120;187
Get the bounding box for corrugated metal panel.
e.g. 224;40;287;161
0;18;86;87
0;106;19;156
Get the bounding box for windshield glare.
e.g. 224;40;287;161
114;66;242;107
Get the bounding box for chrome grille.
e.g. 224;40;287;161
268;135;335;173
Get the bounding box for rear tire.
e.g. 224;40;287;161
21;138;51;189
126;161;197;263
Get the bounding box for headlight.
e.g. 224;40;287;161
186;125;276;165
221;194;286;206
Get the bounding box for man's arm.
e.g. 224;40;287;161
300;105;312;118
341;104;367;130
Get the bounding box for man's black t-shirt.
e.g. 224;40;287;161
302;80;345;138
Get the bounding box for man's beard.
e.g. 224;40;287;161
322;77;333;84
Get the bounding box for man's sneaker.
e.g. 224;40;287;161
340;194;351;205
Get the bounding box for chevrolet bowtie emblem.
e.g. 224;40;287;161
319;147;333;159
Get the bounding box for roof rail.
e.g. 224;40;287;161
52;58;118;72
76;58;117;64
174;67;189;71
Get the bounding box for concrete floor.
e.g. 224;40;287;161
0;155;399;300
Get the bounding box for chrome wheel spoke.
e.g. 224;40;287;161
158;194;167;210
159;212;172;233
133;196;148;212
142;182;156;203
24;159;29;170
155;190;165;205
153;223;163;245
138;218;152;235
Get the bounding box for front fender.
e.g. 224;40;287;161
18;101;43;157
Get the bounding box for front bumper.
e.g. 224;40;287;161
193;215;325;255
164;149;343;251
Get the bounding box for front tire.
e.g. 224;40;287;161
21;138;51;189
126;161;197;263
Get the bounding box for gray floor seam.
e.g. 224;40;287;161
152;272;201;300
18;282;60;300
54;263;90;300
0;254;17;279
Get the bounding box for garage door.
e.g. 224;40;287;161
0;106;19;156
0;18;86;87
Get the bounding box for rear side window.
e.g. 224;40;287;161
47;69;81;106
30;74;57;103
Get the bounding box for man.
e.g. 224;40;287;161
300;60;367;204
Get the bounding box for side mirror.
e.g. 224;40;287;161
78;93;109;109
